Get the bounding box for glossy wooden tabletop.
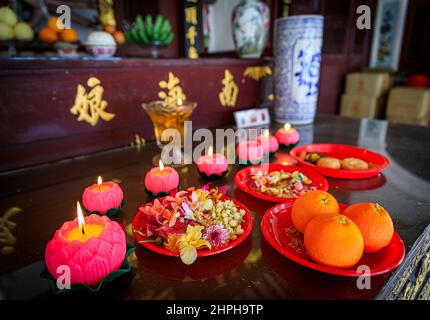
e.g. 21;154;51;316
1;114;430;300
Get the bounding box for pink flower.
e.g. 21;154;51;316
203;225;230;248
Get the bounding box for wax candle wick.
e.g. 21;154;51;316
81;225;86;235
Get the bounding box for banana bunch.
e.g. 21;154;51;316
125;14;174;46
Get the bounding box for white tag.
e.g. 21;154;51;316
234;108;270;128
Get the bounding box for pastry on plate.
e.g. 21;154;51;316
341;157;369;170
317;157;341;169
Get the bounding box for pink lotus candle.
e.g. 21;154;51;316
45;202;126;287
144;160;179;196
275;123;300;148
237;140;264;165
256;130;279;154
197;146;228;179
82;176;124;214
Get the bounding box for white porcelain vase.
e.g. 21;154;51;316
273;15;324;125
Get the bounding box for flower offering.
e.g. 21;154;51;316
133;186;248;265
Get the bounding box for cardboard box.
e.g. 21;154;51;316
386;87;430;119
340;94;385;119
387;114;429;126
345;72;392;97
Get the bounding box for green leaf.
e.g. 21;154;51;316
85;199;126;217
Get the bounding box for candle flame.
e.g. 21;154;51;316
264;130;270;138
77;201;86;235
284;123;291;131
208;146;213;157
159;159;164;171
177;98;183;106
97;176;102;186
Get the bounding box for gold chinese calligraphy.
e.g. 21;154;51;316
219;70;239;108
70;77;115;126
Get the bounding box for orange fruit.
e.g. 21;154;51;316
113;31;125;44
343;202;394;253
103;24;116;34
60;28;78;43
47;17;64;33
304;213;364;268
291;190;339;233
39;27;58;43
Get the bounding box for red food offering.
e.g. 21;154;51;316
234;164;329;203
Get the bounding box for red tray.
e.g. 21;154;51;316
290;144;390;179
261;202;405;277
234;164;329;203
132;195;253;258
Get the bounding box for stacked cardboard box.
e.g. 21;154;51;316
340;72;391;119
386;87;430;126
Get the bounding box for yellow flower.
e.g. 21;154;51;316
165;234;181;252
178;225;211;265
178;225;211;250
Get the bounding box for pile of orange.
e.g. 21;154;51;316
39;17;78;43
291;190;394;268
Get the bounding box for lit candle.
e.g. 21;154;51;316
256;129;279;154
144;160;179;196
197;146;228;179
275;123;300;148
237;140;264;165
45;201;126;287
274;152;298;166
82;176;124;214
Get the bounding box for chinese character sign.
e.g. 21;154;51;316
219;70;239;108
0;207;21;255
183;0;202;59
70;77;115;126
159;72;187;105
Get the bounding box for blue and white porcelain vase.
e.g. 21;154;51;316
273;15;324;125
232;0;270;59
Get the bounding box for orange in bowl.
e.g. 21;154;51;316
343;202;394;253
60;28;78;43
39;27;58;43
291;190;339;233
304;213;364;268
47;16;64;33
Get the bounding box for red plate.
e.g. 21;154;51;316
132;195;253;258
290;144;390;179
234;164;329;203
261;202;405;277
